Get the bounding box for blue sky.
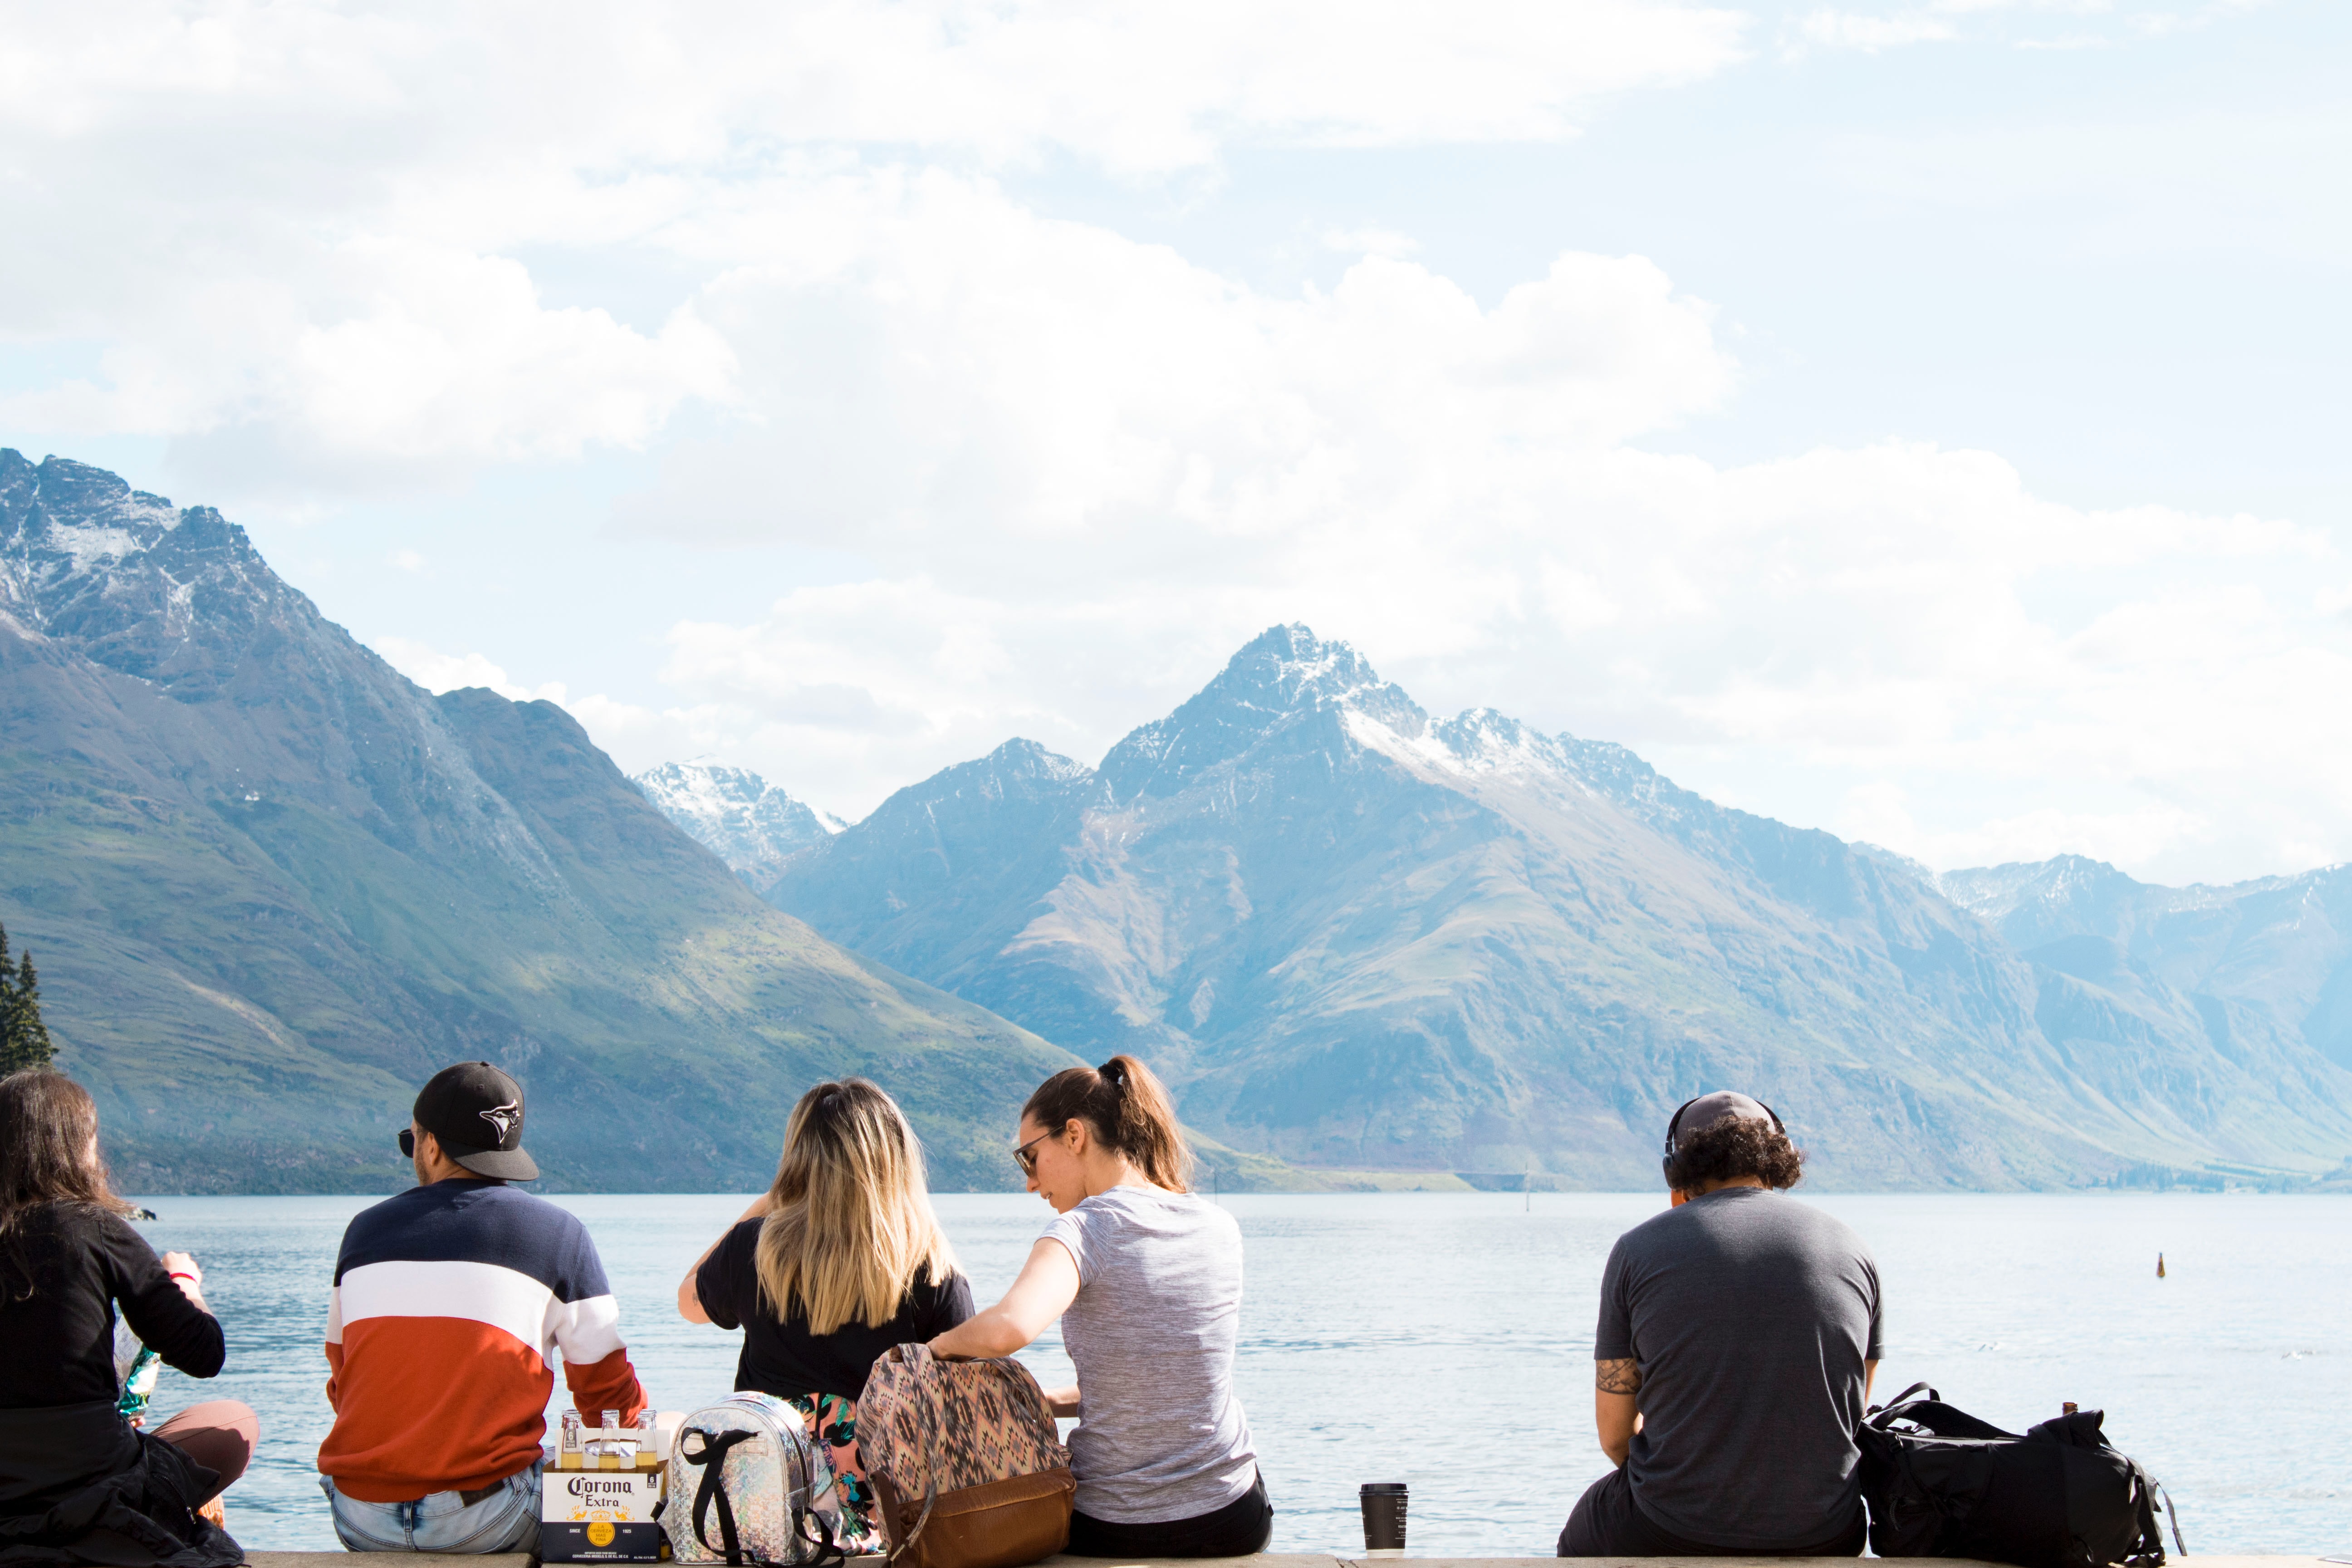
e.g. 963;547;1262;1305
4;0;2346;884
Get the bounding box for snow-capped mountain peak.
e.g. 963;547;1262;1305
1;451;300;684
1099;623;1430;799
632;761;844;885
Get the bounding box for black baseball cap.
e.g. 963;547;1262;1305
407;1062;538;1181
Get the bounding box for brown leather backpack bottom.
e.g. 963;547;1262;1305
873;1466;1074;1568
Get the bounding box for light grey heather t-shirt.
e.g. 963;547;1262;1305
1043;1185;1257;1523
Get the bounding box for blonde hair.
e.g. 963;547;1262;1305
754;1079;957;1335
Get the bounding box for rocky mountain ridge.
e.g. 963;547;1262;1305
632;761;844;886
750;624;2352;1187
0;451;1078;1191
1941;852;2352;1079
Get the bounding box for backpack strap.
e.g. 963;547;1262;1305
794;1494;848;1568
683;1426;776;1568
1869;1382;1938;1418
885;1479;938;1568
877;1352;940;1568
786;1395;851;1568
2122;1462;2182;1567
1867;1386;2017;1443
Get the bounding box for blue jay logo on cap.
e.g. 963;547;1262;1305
478;1100;520;1141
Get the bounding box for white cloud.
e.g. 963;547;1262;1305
1840;782;2208;875
1788;0;2260;54
0;239;733;471
1796;10;1960;51
0;2;1748;176
616;175;1734;554
372;637;568;704
0;0;1744;484
3;0;2343;886
633;398;2352;882
575;171;2349;883
372;636;759;779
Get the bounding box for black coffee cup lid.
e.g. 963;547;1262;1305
1360;1482;1408;1494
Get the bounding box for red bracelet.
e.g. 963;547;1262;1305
169;1271;197;1283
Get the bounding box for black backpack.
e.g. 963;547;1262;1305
1857;1384;2185;1568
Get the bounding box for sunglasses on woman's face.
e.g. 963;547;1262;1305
1012;1131;1051;1174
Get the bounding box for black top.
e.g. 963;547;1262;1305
695;1217;974;1401
0;1202;225;1410
1595;1187;1883;1551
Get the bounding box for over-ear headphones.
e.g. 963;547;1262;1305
1661;1093;1785;1177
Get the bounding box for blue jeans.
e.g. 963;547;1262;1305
320;1465;540;1553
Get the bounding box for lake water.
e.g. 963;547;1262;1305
115;1191;2351;1556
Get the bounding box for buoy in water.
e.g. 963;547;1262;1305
2156;1252;2166;1279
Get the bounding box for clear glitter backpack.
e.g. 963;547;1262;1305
666;1392;855;1568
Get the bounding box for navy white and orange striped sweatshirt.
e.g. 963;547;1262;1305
319;1178;647;1501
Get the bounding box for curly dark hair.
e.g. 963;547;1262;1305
1664;1116;1804;1192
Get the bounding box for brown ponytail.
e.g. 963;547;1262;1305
1021;1054;1192;1193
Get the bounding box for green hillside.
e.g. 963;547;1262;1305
0;451;1080;1193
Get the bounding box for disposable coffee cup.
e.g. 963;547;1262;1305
1360;1482;1407;1558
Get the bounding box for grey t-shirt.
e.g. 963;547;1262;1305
1043;1186;1258;1523
1595;1186;1883;1549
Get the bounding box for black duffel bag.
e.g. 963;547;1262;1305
1857;1383;2185;1568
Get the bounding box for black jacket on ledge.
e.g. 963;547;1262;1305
0;1404;240;1568
0;1203;240;1568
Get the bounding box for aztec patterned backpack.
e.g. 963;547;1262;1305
854;1344;1074;1568
664;1392;870;1568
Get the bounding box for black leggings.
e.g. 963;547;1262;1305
1065;1470;1273;1559
1558;1466;1864;1557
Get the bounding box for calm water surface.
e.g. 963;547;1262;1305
116;1192;2352;1555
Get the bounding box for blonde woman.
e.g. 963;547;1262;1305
676;1080;972;1542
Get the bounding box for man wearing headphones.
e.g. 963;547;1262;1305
1558;1092;1882;1558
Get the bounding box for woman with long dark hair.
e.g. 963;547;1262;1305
930;1055;1269;1558
0;1070;255;1566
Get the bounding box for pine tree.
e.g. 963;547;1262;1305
0;921;16;1066
0;923;55;1077
3;951;55;1073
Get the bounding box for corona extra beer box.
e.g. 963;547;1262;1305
541;1409;675;1563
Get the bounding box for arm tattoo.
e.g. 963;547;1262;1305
1595;1357;1642;1394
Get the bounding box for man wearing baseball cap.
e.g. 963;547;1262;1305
317;1063;651;1552
1558;1092;1883;1558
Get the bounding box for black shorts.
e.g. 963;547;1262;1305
1558;1466;1864;1557
1065;1469;1273;1559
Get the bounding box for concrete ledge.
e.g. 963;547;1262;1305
237;1554;2336;1568
244;1558;533;1568
1033;1558;2328;1568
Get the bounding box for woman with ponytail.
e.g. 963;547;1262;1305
930;1055;1269;1558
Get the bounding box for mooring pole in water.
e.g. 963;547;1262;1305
2157;1251;2166;1278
